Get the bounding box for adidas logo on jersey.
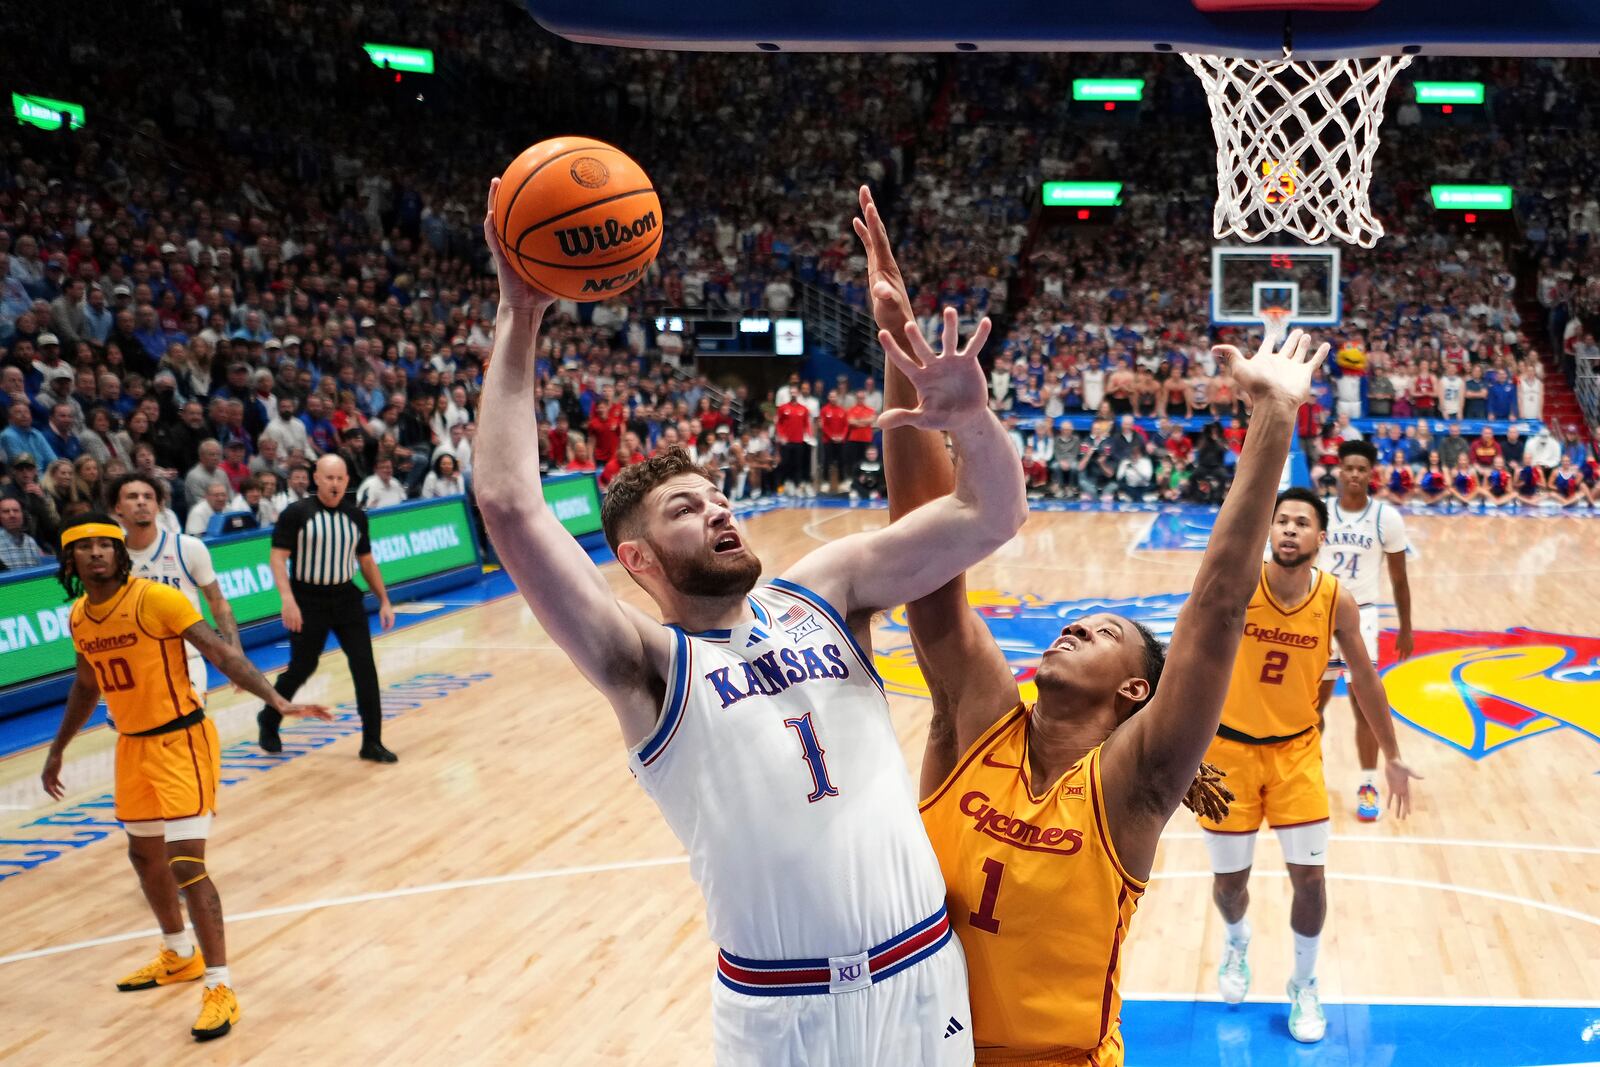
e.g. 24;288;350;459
944;1017;965;1039
744;626;769;648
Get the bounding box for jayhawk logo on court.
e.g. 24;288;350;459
875;590;1600;765
875;590;1188;704
1379;628;1600;760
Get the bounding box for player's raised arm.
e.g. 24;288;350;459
1333;585;1420;817
855;187;1020;792
783;306;1026;615
472;179;671;742
1103;330;1328;841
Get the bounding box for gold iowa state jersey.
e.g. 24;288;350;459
1220;565;1340;739
70;578;205;735
920;706;1144;1062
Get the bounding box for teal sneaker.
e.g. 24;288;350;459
1287;978;1326;1043
1217;939;1250;1004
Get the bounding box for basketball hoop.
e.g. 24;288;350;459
1183;49;1411;248
1260;306;1292;349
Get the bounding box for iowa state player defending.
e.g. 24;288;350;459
41;514;329;1041
475;180;1027;1065
861;182;1324;1064
1316;440;1413;821
1203;488;1420;1042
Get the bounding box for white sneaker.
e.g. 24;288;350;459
1287;978;1326;1043
804;484;817;498
1217;939;1250;1004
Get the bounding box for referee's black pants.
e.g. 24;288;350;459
261;582;384;745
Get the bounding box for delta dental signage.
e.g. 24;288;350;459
0;497;480;691
544;472;604;537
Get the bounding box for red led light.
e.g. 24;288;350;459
394;73;402;83
1465;213;1477;224
1104;101;1116;111
1442;104;1453;114
1077;209;1091;220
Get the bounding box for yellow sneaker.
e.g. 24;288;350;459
115;948;205;991
191;984;240;1042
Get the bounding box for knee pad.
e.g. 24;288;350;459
168;855;209;890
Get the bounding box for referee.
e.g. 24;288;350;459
258;455;398;762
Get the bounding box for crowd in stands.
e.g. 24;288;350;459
5;6;1600;575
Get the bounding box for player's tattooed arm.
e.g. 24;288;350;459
198;581;242;654
181;621;332;720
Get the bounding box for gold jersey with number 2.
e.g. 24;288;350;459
1220;565;1341;740
920;706;1144;1065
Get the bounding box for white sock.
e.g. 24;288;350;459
1358;768;1378;790
204;964;231;990
1293;932;1320;984
162;930;194;957
1224;917;1251;947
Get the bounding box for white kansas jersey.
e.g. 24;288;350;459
1319;498;1407;606
126;529;216;700
630;578;946;962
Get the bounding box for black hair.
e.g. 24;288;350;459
1275;486;1329;530
56;511;131;600
107;471;166;510
1337;439;1379;466
1129;620;1166;714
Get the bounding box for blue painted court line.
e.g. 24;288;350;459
1121;999;1600;1067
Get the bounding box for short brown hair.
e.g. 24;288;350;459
599;447;719;551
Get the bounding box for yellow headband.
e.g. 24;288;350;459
61;522;126;549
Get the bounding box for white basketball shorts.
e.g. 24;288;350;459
1323;603;1380;679
711;936;971;1066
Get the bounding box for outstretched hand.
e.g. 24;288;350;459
278;702;334;721
851;185;915;330
1384;758;1422;819
1211;327;1329;410
876;308;993;432
483;178;556;314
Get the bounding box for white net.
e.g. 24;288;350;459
1183;53;1412;248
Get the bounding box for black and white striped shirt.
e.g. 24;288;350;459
271;496;371;587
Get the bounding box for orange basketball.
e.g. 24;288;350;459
493;137;662;302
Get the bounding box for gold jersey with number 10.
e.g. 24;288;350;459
920;706;1143;1065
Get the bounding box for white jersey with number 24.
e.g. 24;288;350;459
1319;497;1408;607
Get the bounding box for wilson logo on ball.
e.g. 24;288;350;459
569;157;609;189
554;211;659;258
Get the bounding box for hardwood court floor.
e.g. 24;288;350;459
1;508;1597;1064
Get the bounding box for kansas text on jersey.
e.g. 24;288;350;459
628;578;947;963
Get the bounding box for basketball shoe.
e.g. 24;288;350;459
1356;782;1381;822
1217;938;1250;1004
116;947;205;991
1287;978;1326;1042
191;984;240;1041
